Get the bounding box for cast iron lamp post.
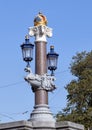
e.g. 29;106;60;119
21;12;59;122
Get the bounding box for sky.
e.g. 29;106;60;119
0;0;92;123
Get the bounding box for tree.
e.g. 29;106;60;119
56;51;92;130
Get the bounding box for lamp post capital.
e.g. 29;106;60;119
29;25;52;42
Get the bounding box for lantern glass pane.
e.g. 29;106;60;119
47;46;59;72
26;49;31;57
47;55;58;70
48;57;56;67
21;44;34;62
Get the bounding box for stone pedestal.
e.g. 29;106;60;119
30;104;55;122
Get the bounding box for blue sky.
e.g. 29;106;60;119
0;0;92;122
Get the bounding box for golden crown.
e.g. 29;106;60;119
34;12;47;26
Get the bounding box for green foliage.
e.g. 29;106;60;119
56;51;92;130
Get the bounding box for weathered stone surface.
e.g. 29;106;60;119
0;120;33;130
30;104;55;122
56;121;84;130
0;120;84;130
32;121;56;130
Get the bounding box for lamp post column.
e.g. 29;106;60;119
35;41;48;105
21;12;59;125
28;13;55;122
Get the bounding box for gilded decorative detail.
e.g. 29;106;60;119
34;12;47;26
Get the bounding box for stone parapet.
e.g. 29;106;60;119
0;120;84;130
0;120;33;130
56;121;84;130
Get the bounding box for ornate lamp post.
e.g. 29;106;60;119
21;12;59;122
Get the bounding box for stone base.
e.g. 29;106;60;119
0;120;84;130
29;104;55;122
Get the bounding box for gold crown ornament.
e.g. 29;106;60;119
34;12;47;26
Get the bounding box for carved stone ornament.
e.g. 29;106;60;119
29;25;52;42
24;67;56;92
